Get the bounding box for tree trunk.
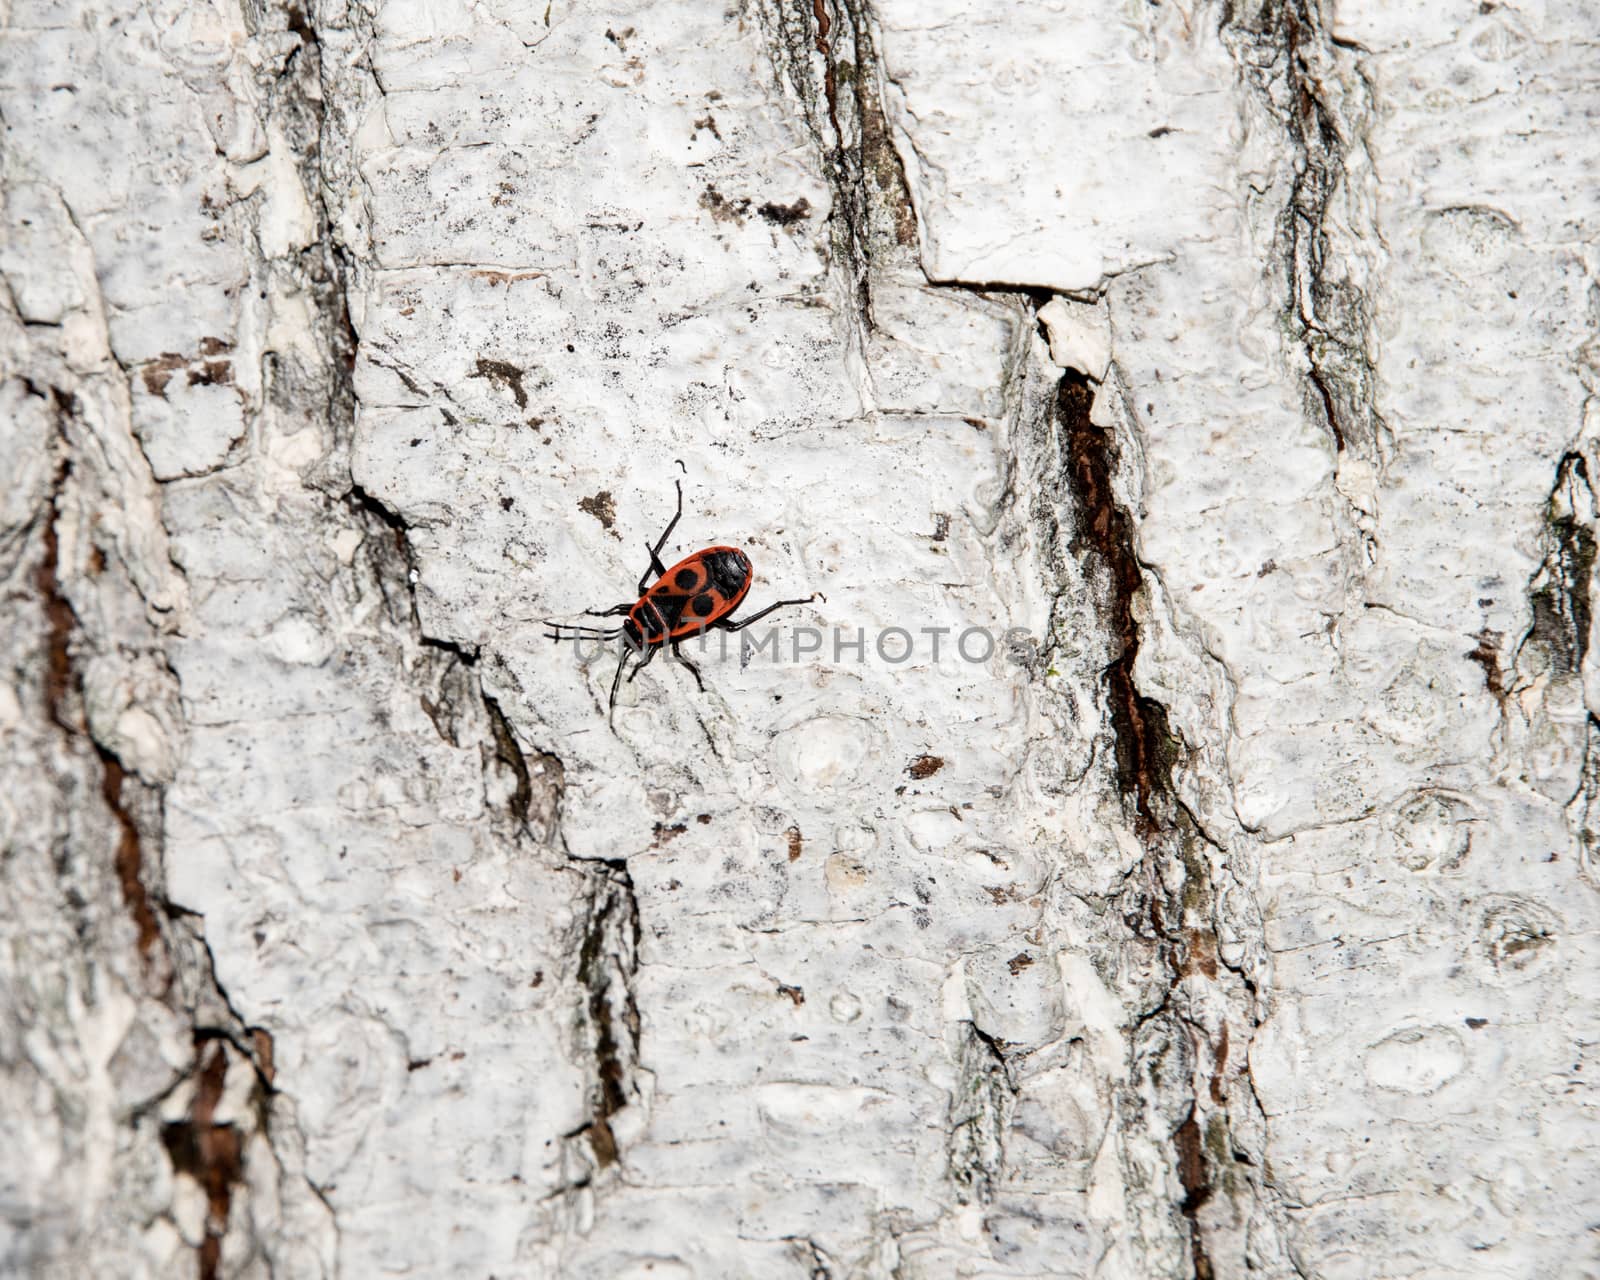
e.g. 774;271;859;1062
2;0;1594;1276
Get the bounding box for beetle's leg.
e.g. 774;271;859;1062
637;476;684;595
582;603;634;618
607;646;631;722
626;643;661;683
641;541;670;588
717;592;824;632
670;642;705;692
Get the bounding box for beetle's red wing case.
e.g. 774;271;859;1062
640;547;752;642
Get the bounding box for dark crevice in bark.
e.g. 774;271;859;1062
1174;1112;1213;1204
34;400;165;961
835;0;919;252
418;645;478;747
161;940;285;1244
1053;364;1252;1277
482;692;534;826
346;482;421;629
35;441;77;735
574;862;642;1170
1056;370;1179;830
1548;451;1600;873
942;280;1056;308
1174;1106;1216;1280
1223;0;1385;472
810;0;840;143
99;752;162;958
759;0;919;327
28;388;280;1275
482;690;566;841
762;2;1278;1265
1569;717;1600;882
345;481;568;839
346;481;412;539
269;0;360;461
1520;452;1595;680
947;1020;1015;1205
159;1035;260;1280
1151;816;1246;1280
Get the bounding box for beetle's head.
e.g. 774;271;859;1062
706;548;751;595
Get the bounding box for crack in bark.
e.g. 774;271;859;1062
1520;452;1596;681
1057;371;1179;832
759;6;1263;1260
574;862;643;1170
757;0;919;328
1051;360;1284;1277
24;381;289;1275
1223;1;1387;485
1569;718;1600;889
347;484;569;839
347;482;422;629
160;1037;248;1280
785;1235;837;1279
33;393;165;960
99;751;162;959
35;410;78;736
482;691;534;827
947;1021;1014;1205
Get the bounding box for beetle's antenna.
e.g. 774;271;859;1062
543;621;622;641
674;458;687;475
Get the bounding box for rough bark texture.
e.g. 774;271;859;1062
1;1;1595;1277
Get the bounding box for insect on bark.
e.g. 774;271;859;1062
544;463;822;718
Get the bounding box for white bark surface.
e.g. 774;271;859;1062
2;1;1596;1277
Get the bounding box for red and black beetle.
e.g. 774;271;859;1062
545;465;821;716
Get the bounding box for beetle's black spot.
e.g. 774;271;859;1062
674;567;698;589
691;594;716;617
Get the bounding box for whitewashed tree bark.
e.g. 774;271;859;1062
2;0;1595;1276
